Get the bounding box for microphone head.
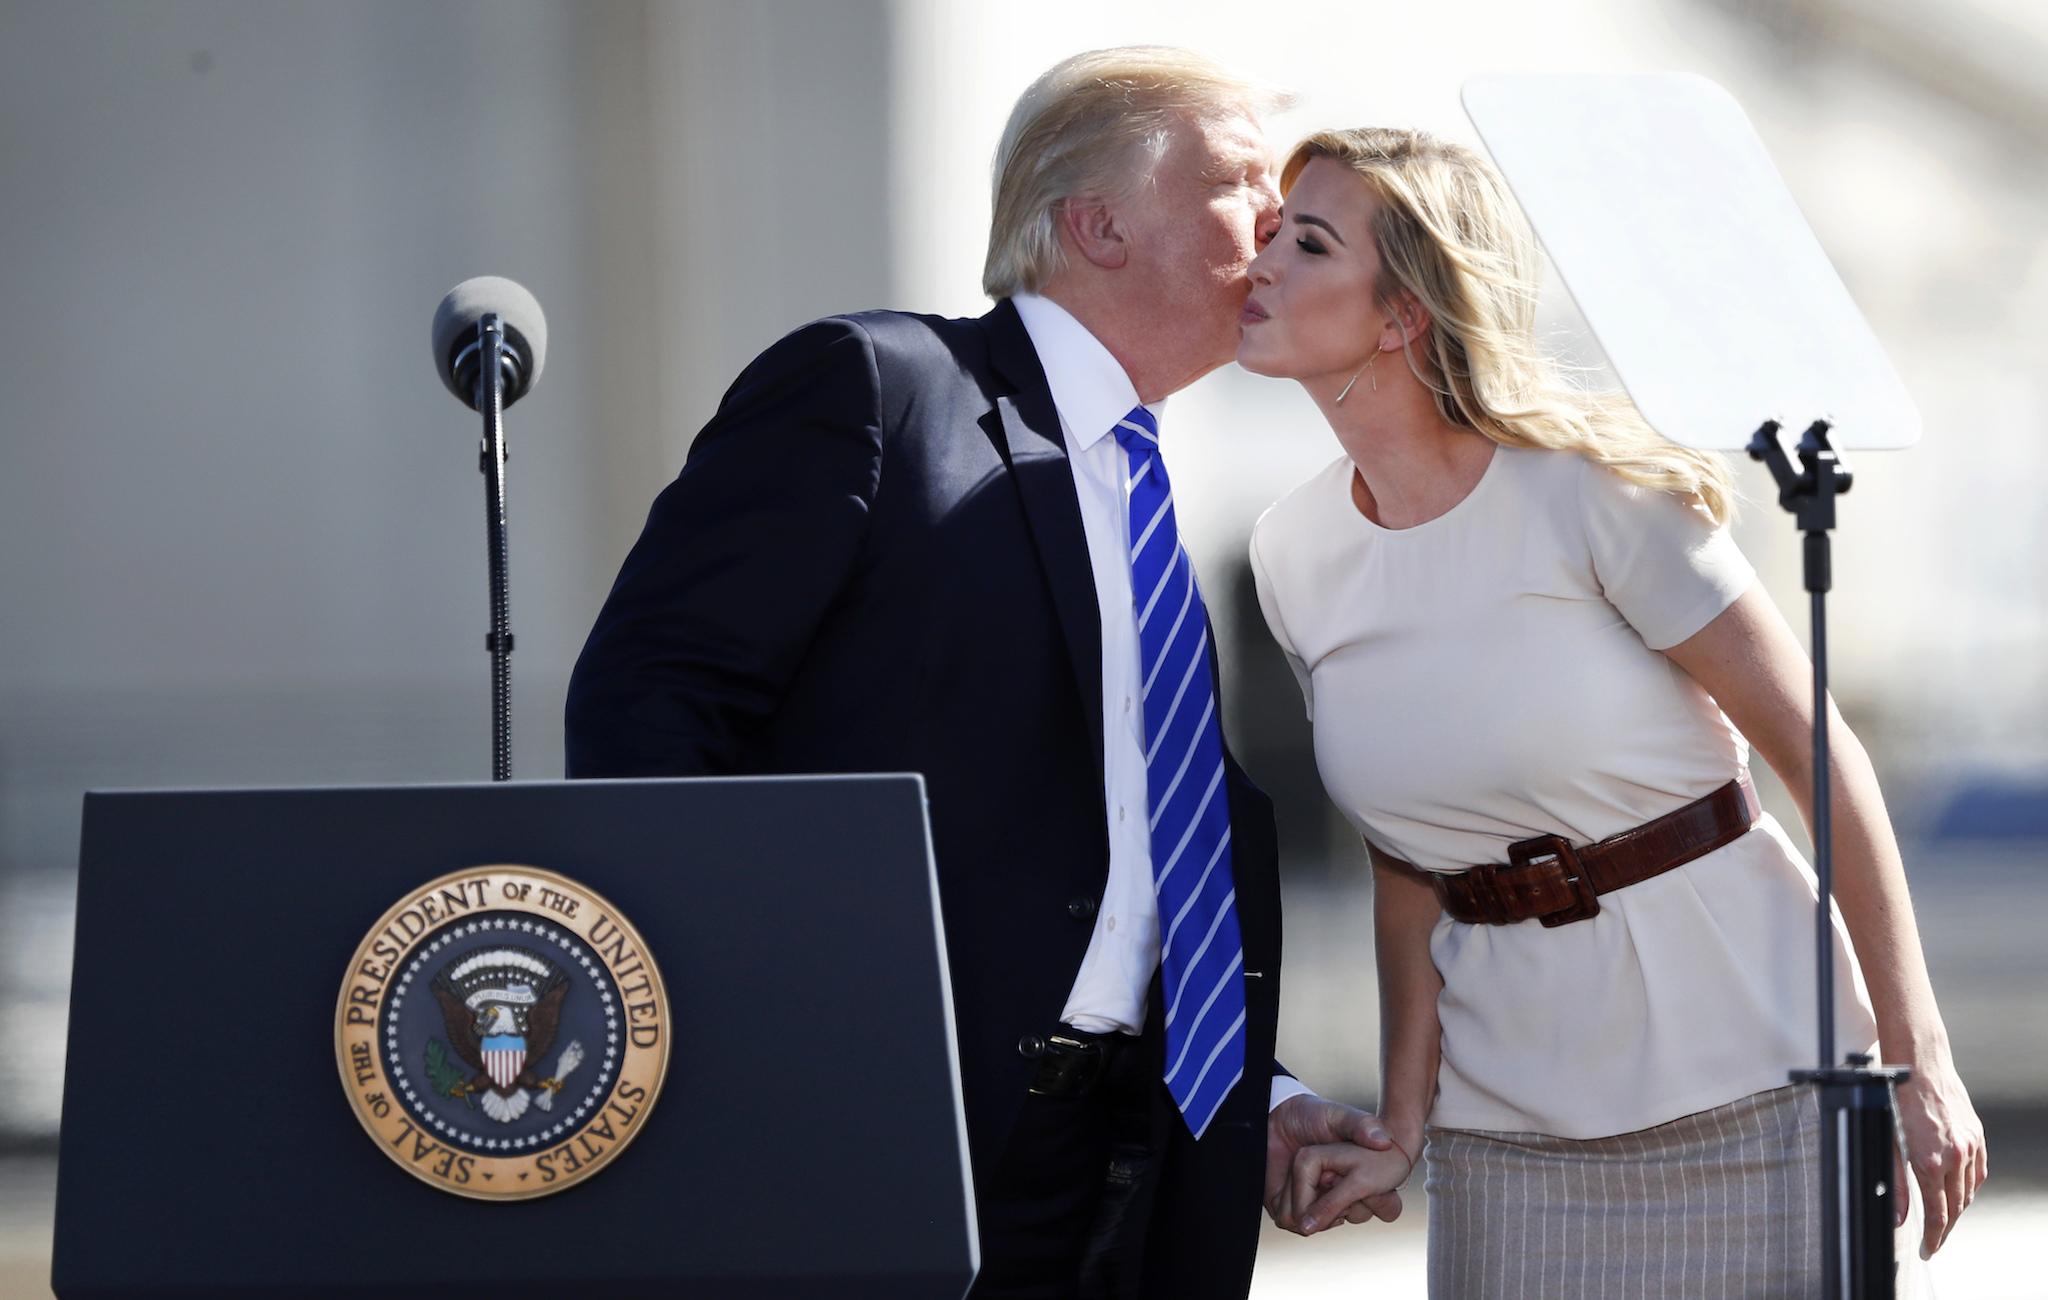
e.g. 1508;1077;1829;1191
431;276;548;410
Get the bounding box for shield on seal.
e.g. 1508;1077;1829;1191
436;953;558;1097
481;1034;527;1090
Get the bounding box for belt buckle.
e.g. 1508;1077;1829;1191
1028;1030;1110;1097
1508;834;1600;927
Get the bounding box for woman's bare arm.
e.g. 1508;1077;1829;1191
1283;847;1446;1235
1663;585;1986;1256
1369;848;1446;1164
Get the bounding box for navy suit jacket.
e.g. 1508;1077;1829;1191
566;299;1284;1292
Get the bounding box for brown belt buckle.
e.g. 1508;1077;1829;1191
1508;833;1601;927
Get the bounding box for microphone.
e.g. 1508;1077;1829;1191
430;276;548;782
431;276;548;410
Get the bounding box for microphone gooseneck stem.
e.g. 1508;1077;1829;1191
479;313;513;782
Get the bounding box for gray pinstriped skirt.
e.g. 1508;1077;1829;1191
1422;1085;1927;1299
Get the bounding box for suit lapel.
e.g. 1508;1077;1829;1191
978;301;1107;786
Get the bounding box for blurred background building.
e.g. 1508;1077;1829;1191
2;0;2042;1293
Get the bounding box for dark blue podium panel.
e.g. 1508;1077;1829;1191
54;776;975;1299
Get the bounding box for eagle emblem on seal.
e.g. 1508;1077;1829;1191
425;948;586;1124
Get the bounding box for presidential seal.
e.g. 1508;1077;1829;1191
335;866;669;1200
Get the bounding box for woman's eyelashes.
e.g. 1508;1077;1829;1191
1296;235;1328;256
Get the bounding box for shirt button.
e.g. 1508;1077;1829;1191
1106;915;1117;933
1067;896;1098;921
1123;696;1133;714
1117;805;1126;823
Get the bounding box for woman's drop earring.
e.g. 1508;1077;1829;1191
1335;348;1380;404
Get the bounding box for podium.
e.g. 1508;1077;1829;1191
51;775;977;1298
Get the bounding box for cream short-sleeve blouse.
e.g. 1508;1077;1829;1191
1250;444;1878;1139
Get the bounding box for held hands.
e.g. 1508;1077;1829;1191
1285;1139;1417;1235
1264;1095;1410;1234
1892;1056;1987;1258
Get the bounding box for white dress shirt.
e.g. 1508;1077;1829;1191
1012;293;1309;1113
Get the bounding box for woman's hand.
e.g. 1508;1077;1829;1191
1265;1094;1400;1232
1282;1138;1418;1235
1893;1057;1986;1257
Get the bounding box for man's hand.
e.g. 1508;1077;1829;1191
1265;1095;1404;1233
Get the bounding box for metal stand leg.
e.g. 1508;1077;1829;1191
1750;420;1906;1299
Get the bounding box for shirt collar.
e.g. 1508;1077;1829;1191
1011;292;1163;451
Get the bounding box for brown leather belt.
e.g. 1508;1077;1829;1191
1398;776;1761;928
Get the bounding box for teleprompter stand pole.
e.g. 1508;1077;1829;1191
1748;418;1908;1299
477;312;514;782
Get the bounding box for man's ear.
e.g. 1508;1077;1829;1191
1057;196;1130;271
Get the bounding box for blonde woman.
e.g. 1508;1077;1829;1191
1239;128;1984;1294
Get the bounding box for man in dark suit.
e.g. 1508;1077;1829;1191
566;47;1392;1298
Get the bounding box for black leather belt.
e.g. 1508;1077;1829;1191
1022;1024;1139;1097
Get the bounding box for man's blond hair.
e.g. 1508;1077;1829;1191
983;47;1289;299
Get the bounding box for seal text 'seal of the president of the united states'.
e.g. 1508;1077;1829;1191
335;865;670;1200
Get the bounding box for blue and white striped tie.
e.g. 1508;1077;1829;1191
1111;405;1246;1140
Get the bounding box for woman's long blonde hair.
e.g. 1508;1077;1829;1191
1286;128;1735;525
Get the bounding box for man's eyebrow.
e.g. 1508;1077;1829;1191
1206;153;1261;177
1291;212;1347;246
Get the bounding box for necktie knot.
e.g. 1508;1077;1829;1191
1110;406;1160;460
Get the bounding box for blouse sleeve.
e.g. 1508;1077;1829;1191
1576;458;1756;650
1249;511;1314;717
